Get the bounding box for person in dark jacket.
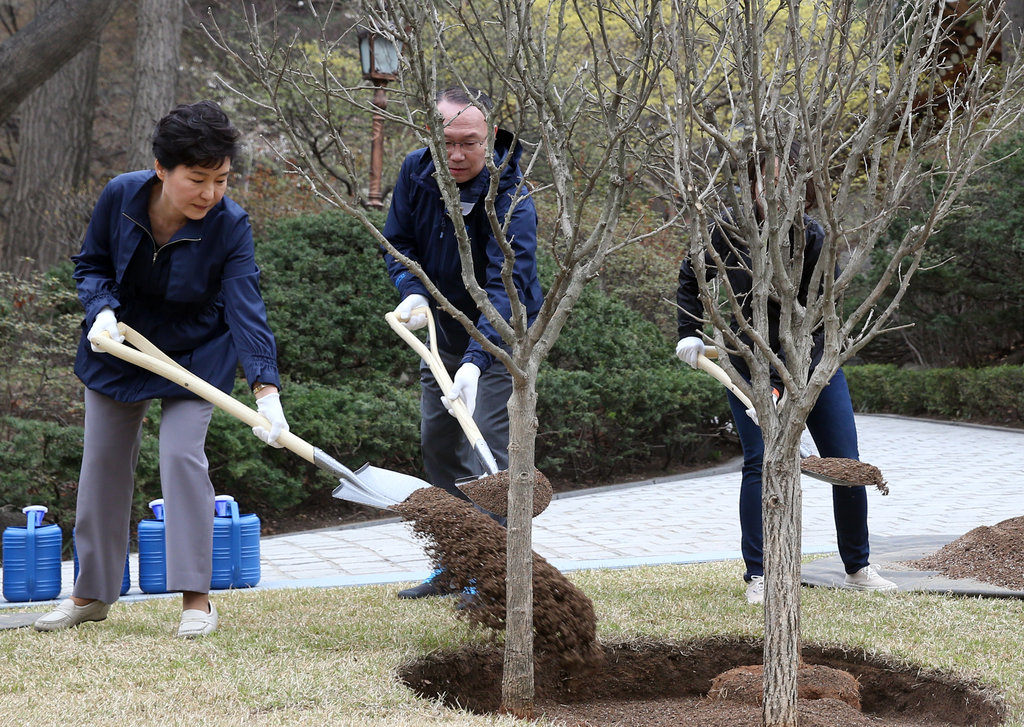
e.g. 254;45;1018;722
384;87;543;599
675;146;896;605
35;101;289;637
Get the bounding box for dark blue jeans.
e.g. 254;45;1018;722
727;368;870;580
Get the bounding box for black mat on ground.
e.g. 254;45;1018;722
801;534;1024;599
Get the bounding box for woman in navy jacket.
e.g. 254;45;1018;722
35;101;288;638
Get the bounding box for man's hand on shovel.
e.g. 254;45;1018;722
444;363;481;418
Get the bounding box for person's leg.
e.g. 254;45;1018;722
73;389;149;604
420;347;479;499
36;390;147;631
805;369;869;573
727;391;766;581
159;398;216;613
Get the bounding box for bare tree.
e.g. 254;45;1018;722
0;0;124;124
656;1;1024;724
205;0;668;716
126;0;184;170
0;30;100;275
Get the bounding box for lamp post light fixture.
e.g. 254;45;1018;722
359;30;400;209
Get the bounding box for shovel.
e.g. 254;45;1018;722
92;324;433;511
696;349;888;492
384;307;501;476
384;307;554;517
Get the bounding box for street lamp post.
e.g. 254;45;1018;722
358;30;400;209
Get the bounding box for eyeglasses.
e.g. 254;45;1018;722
444;140;486;153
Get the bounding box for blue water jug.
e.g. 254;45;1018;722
2;505;62;602
72;527;130;596
137;499;167;594
210;496;261;590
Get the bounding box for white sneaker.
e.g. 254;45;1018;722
745;575;764;604
176;601;218;638
844;564;898;592
33;598;110;632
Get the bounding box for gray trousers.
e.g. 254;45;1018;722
420;346;512;498
73;388;215;603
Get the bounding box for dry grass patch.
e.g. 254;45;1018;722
1;560;1022;726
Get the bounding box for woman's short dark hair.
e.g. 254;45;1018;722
151;100;240;170
435;86;493;113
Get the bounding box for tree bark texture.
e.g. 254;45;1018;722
1;37;100;276
0;0;125;124
501;377;538;718
126;0;183;170
760;446;803;727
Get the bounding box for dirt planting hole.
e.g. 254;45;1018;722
398;637;1007;727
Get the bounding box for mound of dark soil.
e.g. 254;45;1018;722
399;638;1007;727
909;515;1024;591
393;486;600;666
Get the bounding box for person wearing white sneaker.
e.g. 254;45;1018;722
35;102;289;639
844;564;897;592
745;576;765;605
676;143;897;603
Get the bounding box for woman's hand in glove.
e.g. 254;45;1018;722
88;306;124;352
253;391;289;447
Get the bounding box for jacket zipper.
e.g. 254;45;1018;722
122;212;199;263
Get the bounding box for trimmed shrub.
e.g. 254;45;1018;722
846;364;1024;425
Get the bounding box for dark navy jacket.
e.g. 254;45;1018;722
677;213;830;381
73;170;280;402
382;129;543;371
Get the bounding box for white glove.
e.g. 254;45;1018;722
443;363;481;418
746;388;780;427
253;392;289;447
394;294;430;330
675;336;705;369
88;306;124;352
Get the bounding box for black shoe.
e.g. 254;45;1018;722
454;590;477;611
397;569;451;599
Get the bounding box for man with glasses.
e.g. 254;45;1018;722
383;87;543;600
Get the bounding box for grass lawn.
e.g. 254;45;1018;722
2;559;1022;726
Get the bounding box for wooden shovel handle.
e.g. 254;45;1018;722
695;353;754;410
93;325;316;464
384;307;486;445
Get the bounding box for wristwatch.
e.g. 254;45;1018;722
251;381;271;395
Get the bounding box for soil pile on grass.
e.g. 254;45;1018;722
706;663;861;709
393;486;599;666
909;515;1024;590
800;456;889;494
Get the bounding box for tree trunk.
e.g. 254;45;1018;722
0;0;124;123
500;370;539;718
760;438;803;727
126;0;183;170
0;37;100;276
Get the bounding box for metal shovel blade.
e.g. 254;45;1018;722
318;448;431;511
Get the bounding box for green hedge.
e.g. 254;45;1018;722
6;209;1020;544
846;364;1024;425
